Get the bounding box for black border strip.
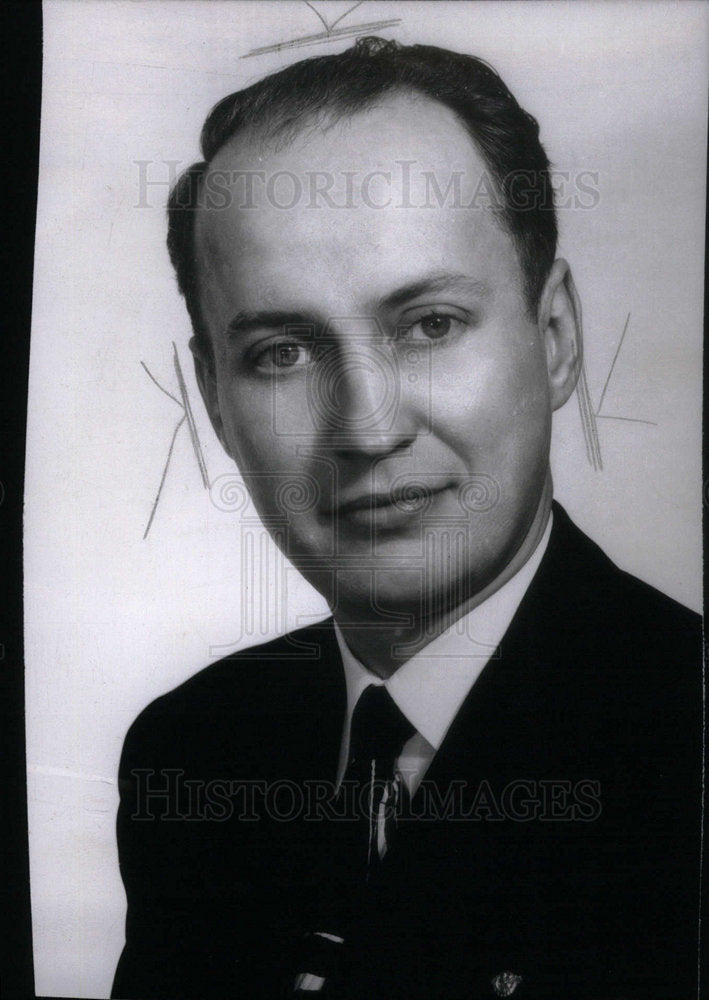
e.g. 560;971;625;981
1;2;42;998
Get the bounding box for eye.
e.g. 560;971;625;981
252;340;313;372
273;343;309;368
415;314;453;339
403;311;467;342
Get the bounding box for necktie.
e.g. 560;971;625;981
291;685;415;995
344;684;416;874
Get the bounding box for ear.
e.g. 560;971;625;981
190;335;233;458
537;259;583;412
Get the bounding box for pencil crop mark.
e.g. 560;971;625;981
577;313;657;472
242;1;401;59
576;362;603;471
141;345;208;539
597;312;631;416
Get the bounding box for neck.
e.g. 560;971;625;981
333;477;553;678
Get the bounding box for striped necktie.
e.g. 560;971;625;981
344;684;416;873
291;685;415;995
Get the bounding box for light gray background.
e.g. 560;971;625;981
26;2;706;996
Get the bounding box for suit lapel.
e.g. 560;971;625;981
412;501;615;798
293;620;347;784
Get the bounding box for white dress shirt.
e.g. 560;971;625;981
334;513;552;796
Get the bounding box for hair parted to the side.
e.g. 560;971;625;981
167;36;558;357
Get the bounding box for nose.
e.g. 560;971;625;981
308;339;415;457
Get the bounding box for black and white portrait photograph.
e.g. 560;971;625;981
19;2;705;998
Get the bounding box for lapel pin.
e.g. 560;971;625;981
491;971;523;997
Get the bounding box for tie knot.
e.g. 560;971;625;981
349;684;415;769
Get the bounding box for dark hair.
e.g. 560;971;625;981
167;36;557;355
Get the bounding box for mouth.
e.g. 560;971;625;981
329;482;454;527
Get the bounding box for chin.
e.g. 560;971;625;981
327;563;485;624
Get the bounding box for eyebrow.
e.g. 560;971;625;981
378;273;489;311
224;274;488;338
225;310;316;338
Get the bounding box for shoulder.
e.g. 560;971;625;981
517;502;703;721
545;501;701;641
119;619;340;772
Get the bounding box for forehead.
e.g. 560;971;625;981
194;91;522;314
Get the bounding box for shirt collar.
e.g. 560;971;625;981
334;511;552;751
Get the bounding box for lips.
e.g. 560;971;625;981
326;481;453;526
337;487;430;514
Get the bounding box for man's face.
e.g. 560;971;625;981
195;93;569;621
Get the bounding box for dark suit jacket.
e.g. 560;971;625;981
113;504;702;999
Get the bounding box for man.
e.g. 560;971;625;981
113;38;701;999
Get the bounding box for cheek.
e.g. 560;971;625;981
496;360;552;469
435;340;548;437
217;379;319;483
217;383;272;469
428;344;551;495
